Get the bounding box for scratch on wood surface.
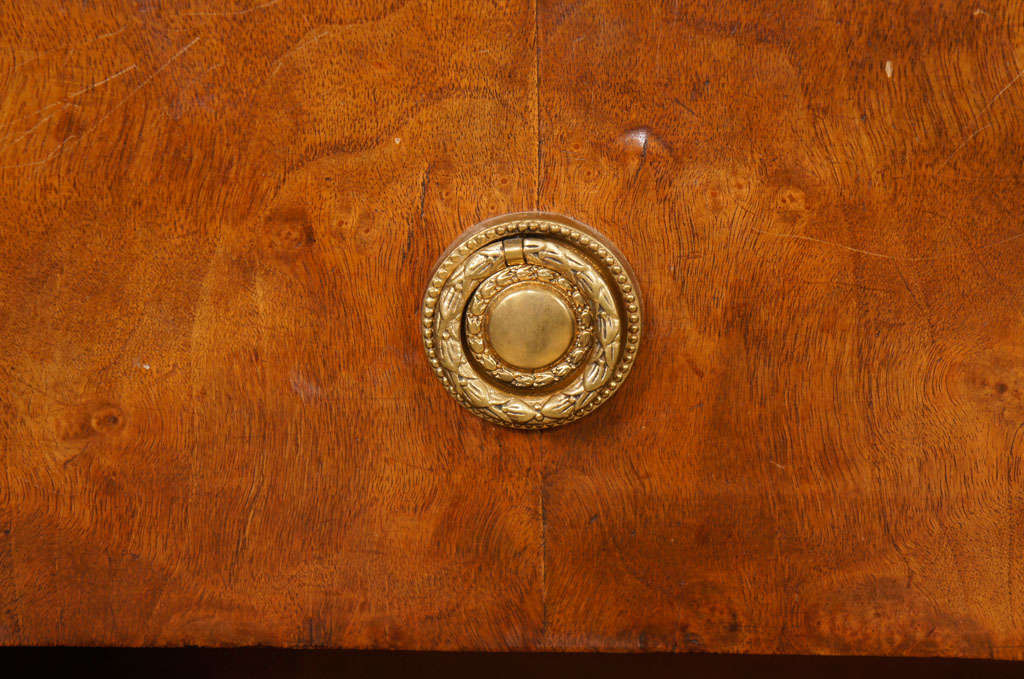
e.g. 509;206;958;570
747;224;1024;262
5;64;134;148
800;278;898;296
67;64;137;98
984;69;1024;113
91;26;128;42
7;25;128;73
267;29;330;79
938;123;993;169
0;114;54;148
0;37;199;170
926;68;1024;171
8;101;62;128
0;135;78;169
103;36;200;113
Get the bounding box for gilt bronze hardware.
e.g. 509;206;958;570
421;212;641;429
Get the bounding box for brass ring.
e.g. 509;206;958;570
421;213;641;429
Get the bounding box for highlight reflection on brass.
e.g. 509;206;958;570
421;212;641;429
487;283;575;370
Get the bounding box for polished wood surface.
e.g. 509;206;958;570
2;0;1024;658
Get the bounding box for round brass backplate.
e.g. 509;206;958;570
421;212;642;429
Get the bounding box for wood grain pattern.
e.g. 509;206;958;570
2;0;1024;658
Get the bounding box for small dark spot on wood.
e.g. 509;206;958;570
90;404;125;434
57;401;124;440
261;205;315;256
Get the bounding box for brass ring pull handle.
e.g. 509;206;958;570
421;212;642;429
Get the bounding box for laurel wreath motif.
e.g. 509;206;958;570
422;217;641;429
463;264;593;389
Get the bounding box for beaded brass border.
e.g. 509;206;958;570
421;213;642;429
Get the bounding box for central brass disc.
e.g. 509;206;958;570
486;283;574;370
